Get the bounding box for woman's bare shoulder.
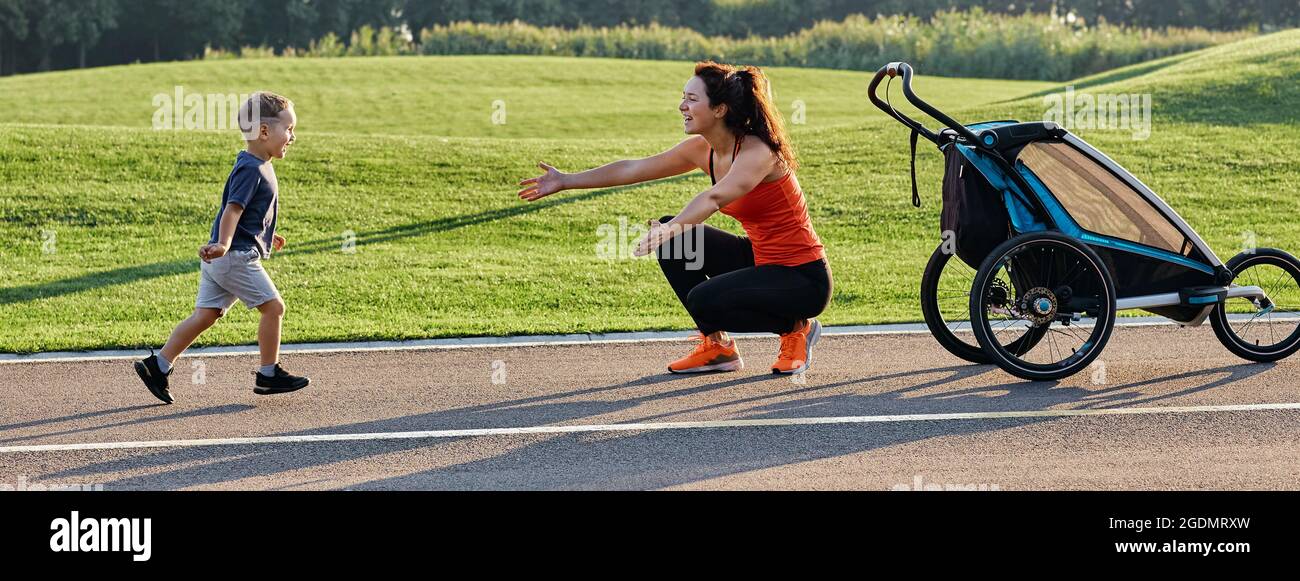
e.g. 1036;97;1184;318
674;135;711;170
737;134;786;181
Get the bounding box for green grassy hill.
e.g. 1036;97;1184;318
0;31;1296;353
0;55;1052;138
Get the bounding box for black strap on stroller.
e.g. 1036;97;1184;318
884;75;922;208
910;129;920;208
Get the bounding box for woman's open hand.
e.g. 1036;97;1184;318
518;162;566;202
634;219;668;257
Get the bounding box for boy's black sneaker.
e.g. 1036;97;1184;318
254;364;311;395
134;352;174;404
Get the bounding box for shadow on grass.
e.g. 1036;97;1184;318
0;176;691;308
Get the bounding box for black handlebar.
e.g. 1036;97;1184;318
868;62;983;148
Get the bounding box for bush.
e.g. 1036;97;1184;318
210;10;1253;81
237;45;278;59
307;33;346;58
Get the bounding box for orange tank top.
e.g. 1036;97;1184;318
709;141;827;267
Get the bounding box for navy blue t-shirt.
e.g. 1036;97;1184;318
209;151;278;258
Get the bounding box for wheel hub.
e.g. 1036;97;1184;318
986;279;1012;308
1019;287;1058;325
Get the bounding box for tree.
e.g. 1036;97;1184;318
240;0;323;51
111;0;244;63
36;0;118;68
0;0;28;75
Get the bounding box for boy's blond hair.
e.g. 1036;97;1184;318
239;91;293;139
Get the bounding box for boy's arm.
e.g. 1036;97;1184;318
199;203;244;262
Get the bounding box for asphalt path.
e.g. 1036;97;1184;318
1;324;1297;490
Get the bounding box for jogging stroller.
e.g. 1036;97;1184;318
869;62;1300;381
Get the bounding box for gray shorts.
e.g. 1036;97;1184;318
196;248;281;314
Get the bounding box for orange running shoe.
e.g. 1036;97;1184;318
772;319;821;374
668;332;744;373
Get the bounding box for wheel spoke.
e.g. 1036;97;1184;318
1046;328;1060;362
1058;324;1087;345
1048;327;1080;356
1235;315;1261;337
1058;261;1085;288
1046;247;1055;287
1269;310;1276;344
1265;268;1291;302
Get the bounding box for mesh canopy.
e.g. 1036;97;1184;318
1019;142;1188;255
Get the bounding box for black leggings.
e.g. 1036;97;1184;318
655;215;832;336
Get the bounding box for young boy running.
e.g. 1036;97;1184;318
134;91;310;404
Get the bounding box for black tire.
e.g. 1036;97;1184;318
1211;248;1300;362
970;231;1117;381
920;243;1046;364
920;243;989;363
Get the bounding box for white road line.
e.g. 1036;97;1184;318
3;401;1298;454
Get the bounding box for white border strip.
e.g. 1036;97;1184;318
8;315;1290;365
4;401;1297;454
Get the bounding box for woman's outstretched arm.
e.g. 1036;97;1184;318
518;136;705;202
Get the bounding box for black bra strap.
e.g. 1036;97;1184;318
708;149;715;186
708;137;742;187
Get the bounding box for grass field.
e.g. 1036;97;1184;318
0;31;1297;353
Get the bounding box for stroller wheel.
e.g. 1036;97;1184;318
1211;248;1300;362
970;232;1116;381
920;242;1045;364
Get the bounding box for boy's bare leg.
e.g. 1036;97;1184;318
256;298;285;367
251;297;309;393
160;308;223;363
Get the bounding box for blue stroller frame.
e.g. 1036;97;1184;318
868;62;1300;381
